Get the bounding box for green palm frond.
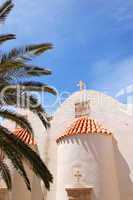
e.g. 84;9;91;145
0;91;17;105
1;43;53;63
1;92;50;129
0;0;54;192
27;95;50;128
0;66;52;86
0;127;31;190
27;66;52;76
0;60;24;72
25;43;53;56
18;81;57;95
0;0;14;24
0;126;53;190
26;95;45;112
0;83;8;91
37;112;50;129
0;43;53;72
0;109;33;135
0;34;16;44
0;84;17;106
0;160;12;190
10;134;53;190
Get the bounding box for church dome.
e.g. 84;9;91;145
56;116;112;143
13;128;35;145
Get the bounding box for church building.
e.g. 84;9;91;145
1;83;133;200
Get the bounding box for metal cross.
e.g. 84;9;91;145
77;80;86;91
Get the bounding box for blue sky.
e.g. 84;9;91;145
1;0;133;108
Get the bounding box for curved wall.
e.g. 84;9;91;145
56;134;120;200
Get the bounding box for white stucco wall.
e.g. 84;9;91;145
56;135;120;200
2;89;133;200
11;163;33;200
48;89;133;199
46;139;57;200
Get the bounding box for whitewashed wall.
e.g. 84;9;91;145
3;90;133;200
56;135;120;200
48;90;133;200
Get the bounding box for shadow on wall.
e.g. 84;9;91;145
78;136;105;200
114;142;133;200
60;134;133;200
64;136;100;200
74;135;133;200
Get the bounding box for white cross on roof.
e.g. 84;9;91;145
77;80;86;91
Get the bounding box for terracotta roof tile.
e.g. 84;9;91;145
56;116;112;143
13;128;35;145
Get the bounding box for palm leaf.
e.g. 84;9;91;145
0;0;54;193
18;81;57;95
0;84;17;105
27;95;50;128
1;43;53;63
0;0;14;24
37;112;50;129
0;126;53;190
0;109;33;135
0;34;16;44
1;92;50;129
0;65;52;83
27;66;52;76
0;127;31;190
0;91;17;105
25;43;53;55
0;60;24;72
0;43;53;72
10;134;53;190
0;160;11;190
0;83;8;91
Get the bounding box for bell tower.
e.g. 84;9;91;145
75;81;90;118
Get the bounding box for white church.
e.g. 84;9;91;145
1;83;133;200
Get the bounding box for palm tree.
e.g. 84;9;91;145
0;0;56;191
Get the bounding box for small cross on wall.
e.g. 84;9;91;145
74;170;82;183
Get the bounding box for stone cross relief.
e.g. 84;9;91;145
74;170;82;184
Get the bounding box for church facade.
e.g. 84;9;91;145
1;89;133;200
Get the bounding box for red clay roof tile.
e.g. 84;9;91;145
56;116;112;143
13;128;35;145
